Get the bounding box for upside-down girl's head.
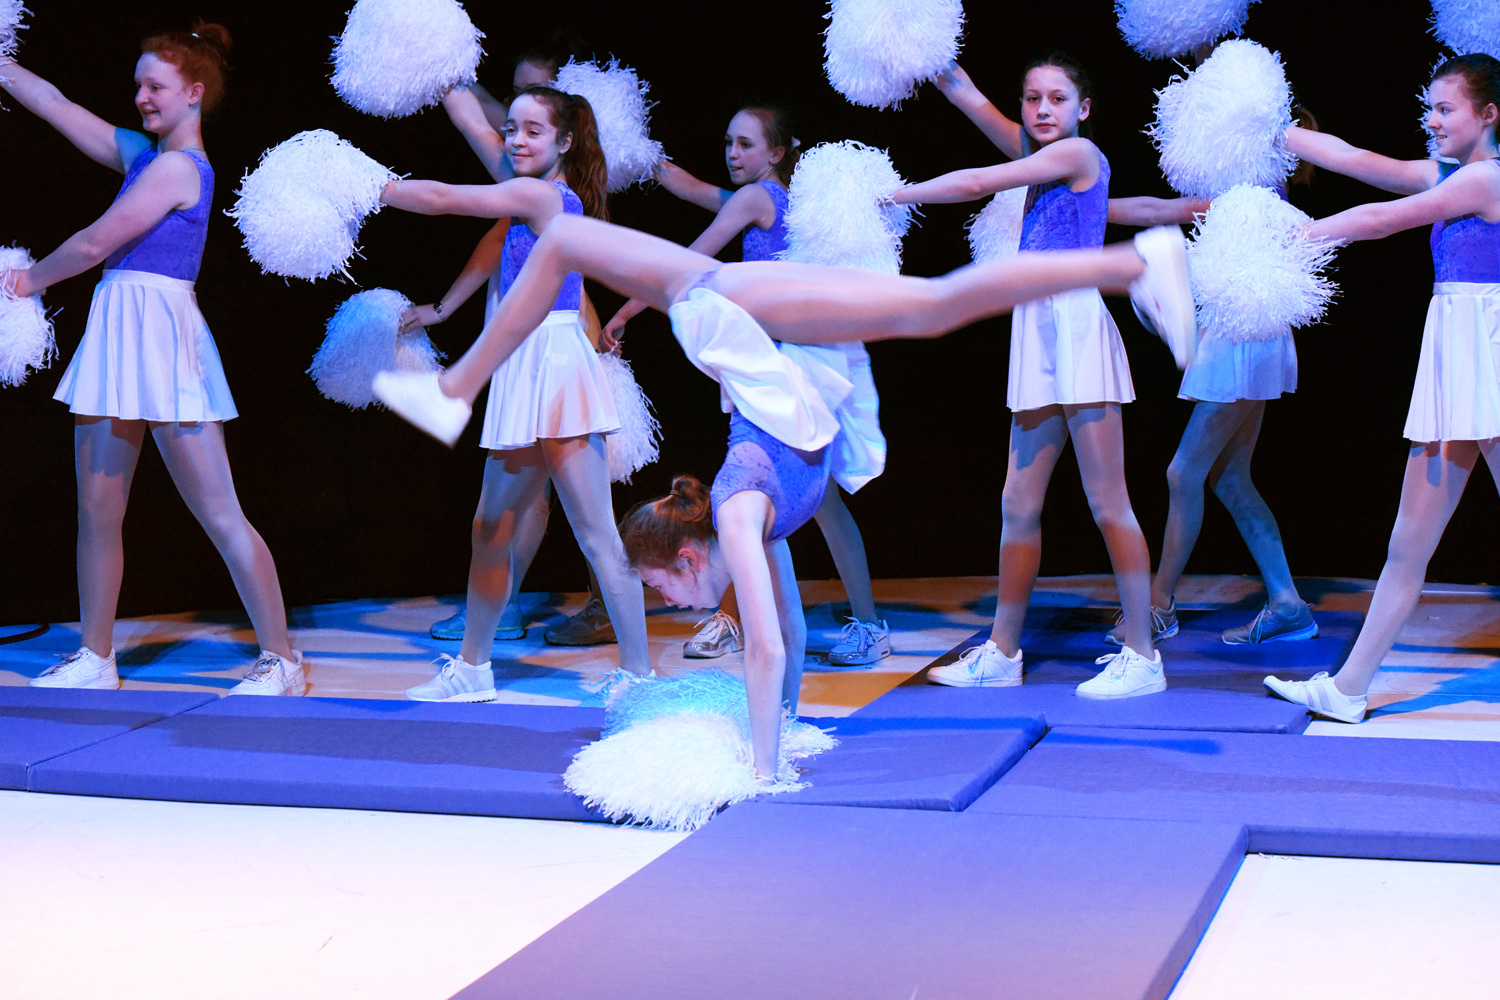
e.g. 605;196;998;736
619;476;728;610
508;86;609;220
1019;51;1091;146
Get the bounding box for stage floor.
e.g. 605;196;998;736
2;574;1498;998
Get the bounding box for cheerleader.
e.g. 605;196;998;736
605;105;892;667
387;86;652;701
1265;54;1500;722
908;54;1169;697
0;25;302;695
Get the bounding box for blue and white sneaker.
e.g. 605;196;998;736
405;654;496;702
1223;603;1318;644
828;618;892;667
430;602;526;641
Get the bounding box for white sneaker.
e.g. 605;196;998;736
228;650;306;696
372;371;472;447
1263;671;1367;723
30;647;119;689
828;617;892;667
1128;225;1197;370
1077;645;1167;699
927;640;1022;687
683;610;743;658
405;654;495;702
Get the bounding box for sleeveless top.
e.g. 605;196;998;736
740;179;789;263
1431;159;1500;284
1018;146;1110;252
500;178;583;310
103;148;213;282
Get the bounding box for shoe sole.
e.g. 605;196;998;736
684;643;741;659
926;672;1022;688
828;643;893;667
1223;623;1320;645
1076;678;1168;700
545;633;618;647
29;677;120;689
404;690;497;703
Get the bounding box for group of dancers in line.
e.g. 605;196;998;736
4;20;1500;780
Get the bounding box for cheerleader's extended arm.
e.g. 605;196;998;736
932;62;1026;161
655;161;732;213
399;219;509;334
381;175;559;223
1308;160;1500;243
1286;126;1439;196
0;59;153;172
442;85;514;182
1108;196;1208;227
895;136;1098;205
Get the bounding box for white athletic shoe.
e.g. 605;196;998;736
683;610;743;658
405;654;496;703
828;617;892;667
371;371;472;447
1263;671;1367;724
30;647;119;689
1077;646;1167;699
228;650;306;696
1128;225;1197;370
927;640;1023;687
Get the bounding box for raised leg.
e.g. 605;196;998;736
74;416;146;658
812;483;878;622
461;447;551;667
989;407;1069;657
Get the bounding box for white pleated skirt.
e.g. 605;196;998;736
825;343;885;493
1007;288;1134;412
53;269;237;422
478;309;621;451
1405;283;1500;442
1178;330;1298;403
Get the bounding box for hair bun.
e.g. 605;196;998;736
192;21;233;59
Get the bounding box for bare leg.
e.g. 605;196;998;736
766;538;806;713
1208;402;1304;612
75;416;146;658
811;482;878;622
461;448;551;667
989;407;1069;657
1332;440;1478;696
1068;404;1154;656
151;421;293;660
542;434;650;675
506;479;551;606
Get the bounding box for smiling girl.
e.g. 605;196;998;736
383;87;652;700
0;24;303;695
1264;54;1500;722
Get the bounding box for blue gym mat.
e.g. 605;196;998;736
453;804;1247;1000
971;727;1500;862
0;687;216;789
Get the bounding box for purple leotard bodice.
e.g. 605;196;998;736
103;148;213;282
740;179;789;263
500;179;583;309
1018;146;1110;252
1431;160;1500;283
711;412;831;541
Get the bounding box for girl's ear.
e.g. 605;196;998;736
677;544;703;573
767;145;785;166
557;130;573;155
1077;96;1091;122
188;80;205;108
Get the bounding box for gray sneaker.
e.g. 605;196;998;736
1105;601;1179;646
544;595;617;646
683;610;743;658
1223;603;1318;645
430;602;525;641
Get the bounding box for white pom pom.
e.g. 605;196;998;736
227;130;398;281
783;141;913;274
1148;39;1297;198
604;668;745;736
0;246;55;388
1431;0;1500;59
822;0;964;109
331;0;484;118
595;351;661;484
552;58;663;192
309;289;444;409
966;187;1029;262
1186;184;1339;342
1115;0;1256;59
0;0;31;62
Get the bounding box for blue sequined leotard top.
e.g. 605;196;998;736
1431;160;1500;283
104;148;214;282
740;179;789;263
1017;146;1110;253
499;178;584;309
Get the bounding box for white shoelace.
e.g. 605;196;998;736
243;654;283;683
693;611;738;643
837;619;873;653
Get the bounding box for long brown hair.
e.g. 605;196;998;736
619;476;715;569
515;85;609;221
141;21;232;115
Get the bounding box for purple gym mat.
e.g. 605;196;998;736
972;727;1500;862
913;607;1362;695
0;687;217;789
453;805;1247;1000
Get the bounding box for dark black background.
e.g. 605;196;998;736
2;1;1491;625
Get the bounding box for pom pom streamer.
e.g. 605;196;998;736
782;141;913;275
0;0;30;62
309;289;444;408
1148;39;1297;198
0;246;55;387
822;0;964;109
596;351;661;484
331;0;484;118
1430;0;1500;60
966;187;1029;262
1187;184;1340;342
1115;0;1256;60
553;58;663;192
227;130;398;281
603;668;747;737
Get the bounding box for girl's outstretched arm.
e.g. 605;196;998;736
933;62;1025;161
656;161;732;213
399;219;509;333
1108;196;1207;227
895;136;1098;205
1308;159;1500;243
441;86;513;182
1287;125;1439;196
0;59;151;172
381;175;558;221
5;150;201;295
